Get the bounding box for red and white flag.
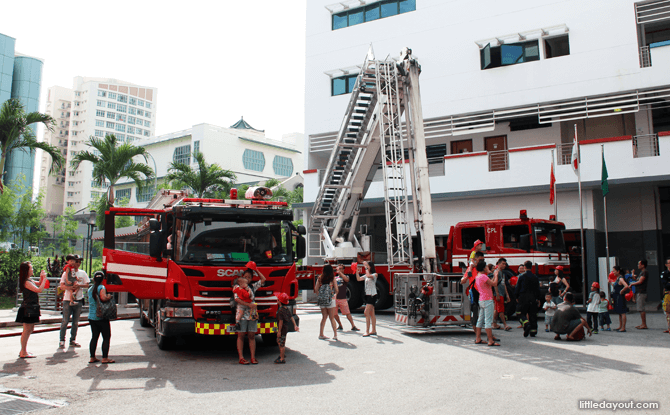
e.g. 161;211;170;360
571;131;579;175
549;159;556;205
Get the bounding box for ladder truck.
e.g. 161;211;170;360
305;47;469;329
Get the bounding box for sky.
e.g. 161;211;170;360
1;0;307;140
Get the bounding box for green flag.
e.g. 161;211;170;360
601;152;609;197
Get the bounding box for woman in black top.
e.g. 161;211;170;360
16;262;47;358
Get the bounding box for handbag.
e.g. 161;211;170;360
96;296;117;320
24;304;40;318
607;299;614;311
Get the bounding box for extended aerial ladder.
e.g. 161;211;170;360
309;47;437;273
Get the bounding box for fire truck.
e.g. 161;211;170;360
100;188;306;349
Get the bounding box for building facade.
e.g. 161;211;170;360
301;0;670;301
39;77;157;215
0;32;44;198
113;120;304;208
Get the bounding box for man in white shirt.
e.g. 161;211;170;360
59;254;90;348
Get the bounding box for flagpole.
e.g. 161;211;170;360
552;149;557;220
602;145;610;292
576;124;586;307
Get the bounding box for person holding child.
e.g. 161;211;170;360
234;263;266;365
58;254;89;349
274;292;299;364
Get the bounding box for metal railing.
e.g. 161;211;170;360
428;157;445;177
488;150;509;171
633;134;660;158
640;46;652;68
558;142;574;165
14;277;89;312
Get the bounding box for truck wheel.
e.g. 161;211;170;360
139;309;151;328
347;282;364;310
375;278;393;310
261;332;278;346
155;309;175;350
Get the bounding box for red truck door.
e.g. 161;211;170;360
104;248;169;299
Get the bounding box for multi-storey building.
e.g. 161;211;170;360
113;119;304;208
0;32;44;199
301;0;670;301
39;77;157;214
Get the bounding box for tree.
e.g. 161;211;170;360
165;152;236;198
52;207;80;255
13;187;47;250
0;99;65;193
0;179;17;240
70;134;154;229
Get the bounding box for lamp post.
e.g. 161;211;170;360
87;210;97;275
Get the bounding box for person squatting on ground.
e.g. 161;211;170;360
515;260;541;337
630;259;649;329
543;294;557;332
234;264;266;365
461;251;485;326
586;282;601;334
356;261;378;337
598;291;612;331
334;264;359;331
492;258;512;331
16;262;47;358
88;273;115;364
551;293;592;341
274;292;299;364
610;265;630;332
474;261;500;346
58;254;90;349
315;264;339;340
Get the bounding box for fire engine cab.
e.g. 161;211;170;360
100;188;306;349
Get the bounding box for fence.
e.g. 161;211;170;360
488;150;509;171
633;134;660;158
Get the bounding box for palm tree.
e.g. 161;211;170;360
71;134;154;228
0;99;65;193
165;152;236;198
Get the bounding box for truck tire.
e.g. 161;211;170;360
155;309;175;350
261;332;278;346
347;281;364;310
375;277;393;310
139;308;151;328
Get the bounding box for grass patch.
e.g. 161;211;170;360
0;296;17;309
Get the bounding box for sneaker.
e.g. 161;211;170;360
604;328;612;331
58;341;65;349
70;341;81;347
337;327;343;331
523;323;530;338
545;329;550;332
592;330;599;334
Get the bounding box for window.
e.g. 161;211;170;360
67;192;74;197
138;100;145;107
332;74;358;96
95;120;104;127
116;133;125;140
502;225;530;250
91;191;102;200
128;116;136;125
144;120;150;127
136;184;155;202
107;112;115;119
332;0;415;30
193;140;200;156
115;188;131;201
273;156;293;176
145;111;151;118
460;227;486;250
97;91;107;97
136;128;143;135
117;104;127;113
94;130;104;137
107;102;116;109
116;124;126;132
127;136;135;143
68;182;74;187
117;95;128;103
545;35;570;59
127;126;135;134
173;145;191;164
70;151;77;156
129;107;136;115
146;102;152;109
137;109;144;116
243;149;265;172
129;97;137;105
481;40;540;70
97;100;104;107
143;130;149;137
108;92;117;99
106;121;115;129
117;114;126;122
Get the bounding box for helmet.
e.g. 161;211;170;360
608;272;617;283
509;276;518;286
473;239;484;249
592;282;600;289
555;265;564;271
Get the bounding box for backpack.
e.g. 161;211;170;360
468;274;479;304
317;283;333;307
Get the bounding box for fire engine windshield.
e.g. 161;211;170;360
532;223;566;253
175;218;288;264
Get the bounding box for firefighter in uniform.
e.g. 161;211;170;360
515;260;541;337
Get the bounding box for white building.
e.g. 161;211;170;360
301;0;670;301
39;77;157;215
114;119;304;208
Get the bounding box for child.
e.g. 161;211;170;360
598;291;612;331
663;283;670;335
274;292;299;364
233;278;258;330
586;282;601;334
543;294;557;332
63;263;78;306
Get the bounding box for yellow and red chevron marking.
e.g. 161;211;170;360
395;314;470;324
195;321;277;336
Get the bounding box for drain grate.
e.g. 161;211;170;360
0;398;54;414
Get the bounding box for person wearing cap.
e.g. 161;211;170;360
550;266;570;305
234;262;266;365
274;291;299;364
58;254;90;349
586;281;601;334
469;240;485;265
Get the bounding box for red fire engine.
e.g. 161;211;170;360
100;188;306;349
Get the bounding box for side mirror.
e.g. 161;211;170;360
297;225;306;236
296;235;306;259
149;218;160;231
520;234;531;252
150;230;163;258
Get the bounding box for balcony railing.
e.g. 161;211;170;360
633;134;660;158
488;150;509;171
557;143;574;165
640;46;652;68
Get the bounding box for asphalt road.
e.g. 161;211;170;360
0;309;668;415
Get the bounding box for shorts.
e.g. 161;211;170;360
237;319;258;333
277;334;287;347
635;293;647;312
364;295;378;305
598;312;611;326
319;297;336;309
494;297;505;314
336;298;350;314
544;314;553;325
476;299;494;329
